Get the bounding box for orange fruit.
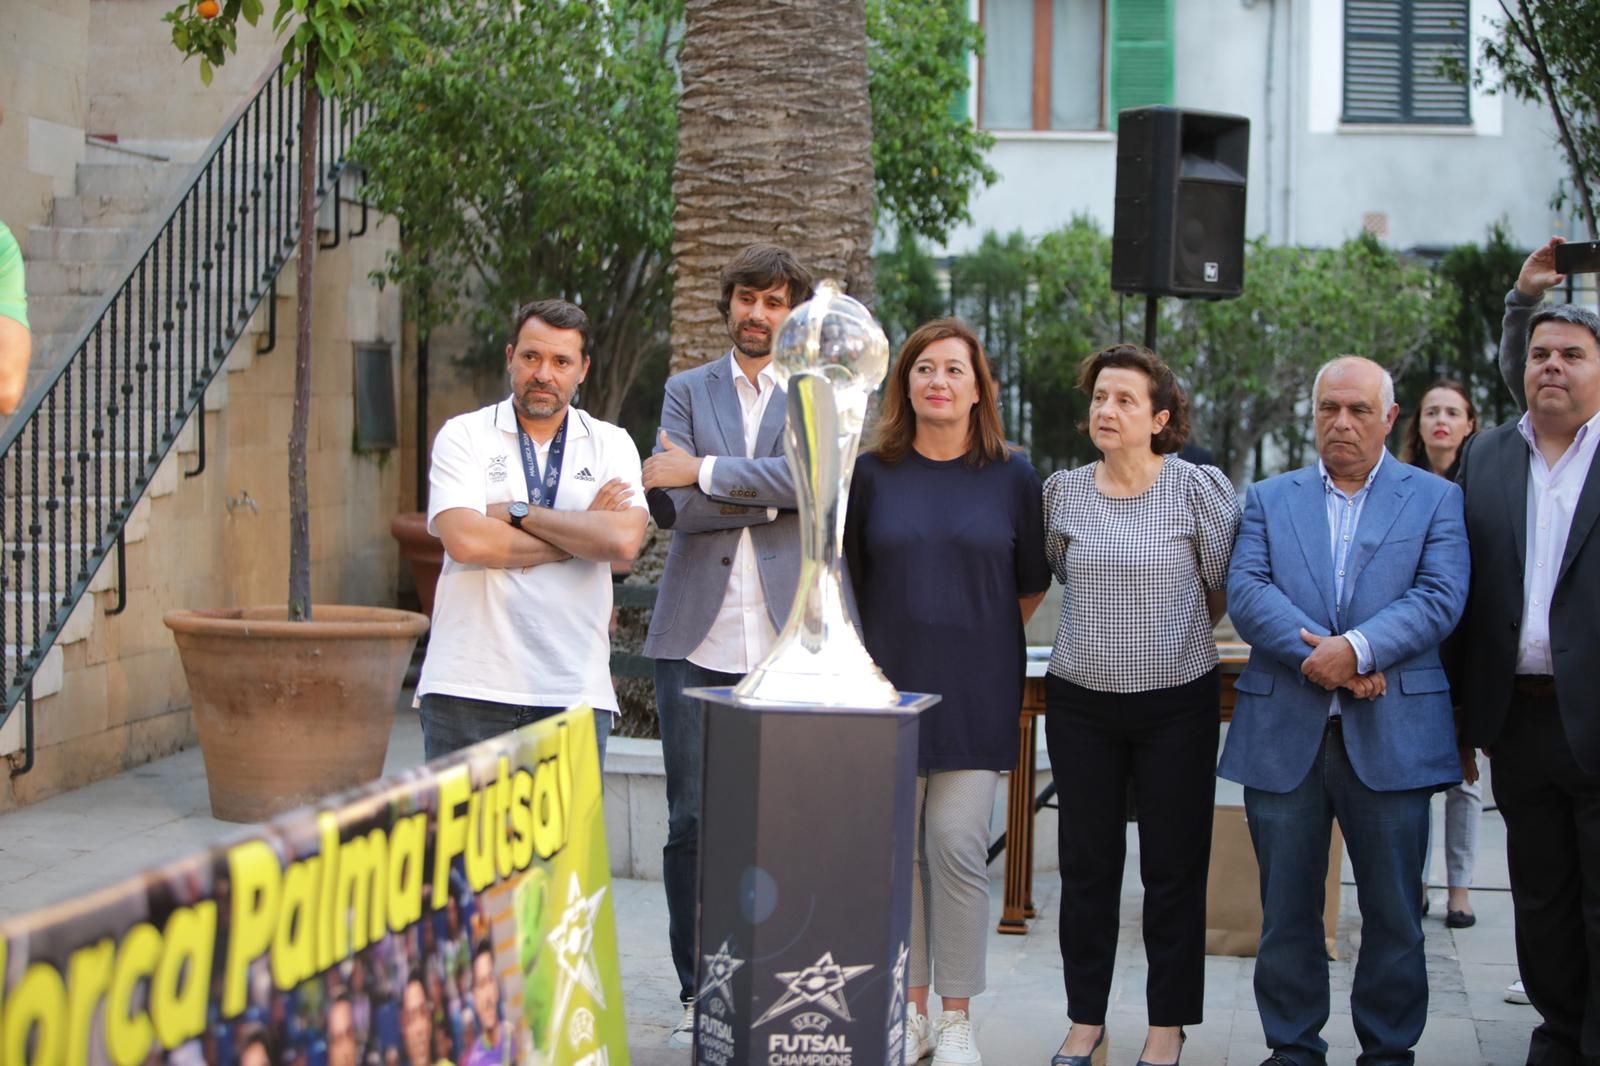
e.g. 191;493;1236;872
197;0;220;18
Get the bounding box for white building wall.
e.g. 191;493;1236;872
941;0;1568;257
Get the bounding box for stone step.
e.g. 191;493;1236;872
0;593;94;647
23;260;127;297
49;192;165;229
1;644;65;701
10;450;181;500
5;508;152;593
75;163;182;200
26;226;134;263
24;295;101;337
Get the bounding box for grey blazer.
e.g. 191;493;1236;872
643;355;801;661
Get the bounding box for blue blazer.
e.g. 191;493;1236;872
643;355;801;661
1218;454;1469;793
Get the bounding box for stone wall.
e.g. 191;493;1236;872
0;0;91;247
0;216;407;811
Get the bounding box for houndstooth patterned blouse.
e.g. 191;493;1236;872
1043;456;1241;693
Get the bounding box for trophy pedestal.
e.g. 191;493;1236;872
685;687;936;1066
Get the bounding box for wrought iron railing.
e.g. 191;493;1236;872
0;59;370;766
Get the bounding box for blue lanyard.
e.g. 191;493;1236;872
517;412;568;509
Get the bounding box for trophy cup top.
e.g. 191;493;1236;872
770;279;891;396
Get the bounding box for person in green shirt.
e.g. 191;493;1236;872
0;220;32;414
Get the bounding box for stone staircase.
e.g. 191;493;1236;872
0;145;288;756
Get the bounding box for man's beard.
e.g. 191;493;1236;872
730;318;772;358
510;371;568;419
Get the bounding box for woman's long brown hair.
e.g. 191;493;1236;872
869;317;1012;466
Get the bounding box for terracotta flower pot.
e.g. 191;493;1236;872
390;511;444;617
164;604;430;822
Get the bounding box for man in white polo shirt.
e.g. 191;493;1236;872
417;299;648;765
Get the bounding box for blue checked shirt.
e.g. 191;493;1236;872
1318;453;1380;717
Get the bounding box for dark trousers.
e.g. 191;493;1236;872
417;693;612;766
655;657;743;1005
1044;668;1220;1026
1493;690;1600;1066
1246;718;1432;1066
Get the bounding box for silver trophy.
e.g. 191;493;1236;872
734;280;900;708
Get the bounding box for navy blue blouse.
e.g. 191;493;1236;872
844;449;1051;771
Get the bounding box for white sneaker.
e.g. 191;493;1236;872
932;1009;982;1066
1506;979;1531;1005
904;1002;933;1064
669;1000;695;1046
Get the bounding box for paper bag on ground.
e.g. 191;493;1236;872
1205;802;1343;961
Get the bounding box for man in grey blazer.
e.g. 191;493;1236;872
641;244;813;1043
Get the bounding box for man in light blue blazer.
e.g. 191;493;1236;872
1221;356;1469;1066
639;244;812;1044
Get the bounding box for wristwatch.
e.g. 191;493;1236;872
508;501;530;530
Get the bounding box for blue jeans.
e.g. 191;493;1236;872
655;657;742;1004
417;693;612;768
1246;719;1432;1066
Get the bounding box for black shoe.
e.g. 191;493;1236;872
1257;1056;1296;1066
1445;909;1476;928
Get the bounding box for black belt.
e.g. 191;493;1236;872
1513;674;1557;697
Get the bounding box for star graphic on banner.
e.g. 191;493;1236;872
699;939;747;1008
754;952;873;1027
548;872;610;1026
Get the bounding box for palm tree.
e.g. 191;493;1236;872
669;0;877;373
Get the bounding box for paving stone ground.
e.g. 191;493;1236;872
0;702;1538;1065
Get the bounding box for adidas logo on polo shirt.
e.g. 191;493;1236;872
575;467;596;481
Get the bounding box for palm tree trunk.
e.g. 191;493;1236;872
670;0;877;374
289;45;320;621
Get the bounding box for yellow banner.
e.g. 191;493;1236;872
0;706;627;1066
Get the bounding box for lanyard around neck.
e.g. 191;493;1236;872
517;411;568;509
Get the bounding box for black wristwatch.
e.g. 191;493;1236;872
508;501;530;530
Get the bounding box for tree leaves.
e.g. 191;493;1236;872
880;221;1462;483
1465;1;1600;237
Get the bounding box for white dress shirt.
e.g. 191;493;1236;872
687;353;781;674
1515;408;1600;674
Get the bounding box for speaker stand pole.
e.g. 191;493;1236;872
1144;292;1159;351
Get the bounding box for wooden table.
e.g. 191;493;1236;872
997;642;1250;934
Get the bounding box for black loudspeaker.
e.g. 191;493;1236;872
1112;106;1250;299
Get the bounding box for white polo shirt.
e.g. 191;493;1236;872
417;399;645;711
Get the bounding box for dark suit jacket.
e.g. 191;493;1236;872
1451;422;1600;773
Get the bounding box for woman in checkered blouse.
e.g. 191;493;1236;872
1044;345;1240;1066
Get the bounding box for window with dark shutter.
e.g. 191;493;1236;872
1343;0;1470;125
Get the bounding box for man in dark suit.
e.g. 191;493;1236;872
1454;303;1600;1066
639;244;812;1045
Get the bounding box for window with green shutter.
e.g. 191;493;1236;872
1343;0;1470;124
1108;0;1174;130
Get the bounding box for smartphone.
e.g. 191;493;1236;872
1554;240;1600;275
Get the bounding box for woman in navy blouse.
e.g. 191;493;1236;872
845;318;1051;1066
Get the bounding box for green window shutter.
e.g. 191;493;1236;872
1109;0;1174;131
950;66;971;123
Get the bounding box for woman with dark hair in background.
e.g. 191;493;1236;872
845;318;1051;1066
1399;378;1482;929
1043;345;1240;1066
